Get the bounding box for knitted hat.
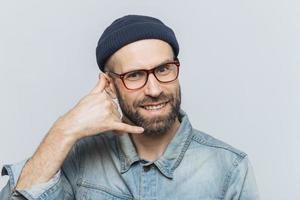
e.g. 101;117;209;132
96;15;179;71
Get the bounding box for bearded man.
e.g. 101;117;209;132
0;15;260;199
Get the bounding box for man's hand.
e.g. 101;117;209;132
15;74;143;191
51;73;144;141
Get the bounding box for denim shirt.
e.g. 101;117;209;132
0;111;260;199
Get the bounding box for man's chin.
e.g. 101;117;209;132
120;101;179;136
135;109;175;136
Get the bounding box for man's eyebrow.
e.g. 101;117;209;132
157;58;175;66
146;58;176;69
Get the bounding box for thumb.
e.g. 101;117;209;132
90;73;109;94
112;122;144;134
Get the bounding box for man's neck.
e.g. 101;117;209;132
129;118;181;162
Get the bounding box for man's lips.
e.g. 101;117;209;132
140;101;169;107
140;101;169;111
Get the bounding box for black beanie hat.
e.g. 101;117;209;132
96;15;179;72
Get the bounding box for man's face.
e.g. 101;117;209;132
106;39;181;136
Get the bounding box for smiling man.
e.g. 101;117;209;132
0;15;259;199
106;40;181;137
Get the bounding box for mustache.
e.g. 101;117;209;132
137;93;172;106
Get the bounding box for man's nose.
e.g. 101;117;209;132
144;74;162;97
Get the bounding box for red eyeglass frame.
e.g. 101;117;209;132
106;58;180;90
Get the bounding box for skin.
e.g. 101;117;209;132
15;39;181;190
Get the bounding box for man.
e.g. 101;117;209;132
0;15;259;199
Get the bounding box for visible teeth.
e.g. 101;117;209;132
144;103;166;110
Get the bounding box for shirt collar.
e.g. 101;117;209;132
117;109;193;179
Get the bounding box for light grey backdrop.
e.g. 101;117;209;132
0;0;299;199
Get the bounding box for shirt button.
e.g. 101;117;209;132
143;165;151;172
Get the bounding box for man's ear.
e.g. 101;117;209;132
102;72;117;99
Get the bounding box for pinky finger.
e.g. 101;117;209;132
112;122;144;134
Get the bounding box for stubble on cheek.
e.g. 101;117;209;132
115;85;181;136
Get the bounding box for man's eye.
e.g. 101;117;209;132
125;71;144;80
156;65;170;74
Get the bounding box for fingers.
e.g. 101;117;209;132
90;73;109;94
112;122;144;134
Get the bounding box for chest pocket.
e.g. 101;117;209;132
76;178;133;200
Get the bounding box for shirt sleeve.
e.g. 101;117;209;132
0;159;61;199
223;156;260;200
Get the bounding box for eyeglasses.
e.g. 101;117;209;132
107;58;180;90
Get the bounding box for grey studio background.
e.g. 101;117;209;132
0;0;299;199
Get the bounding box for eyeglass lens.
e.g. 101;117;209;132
123;62;179;89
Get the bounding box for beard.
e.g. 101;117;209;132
115;86;181;137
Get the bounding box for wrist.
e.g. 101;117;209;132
49;117;81;143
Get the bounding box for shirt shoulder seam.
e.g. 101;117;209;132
191;130;247;158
